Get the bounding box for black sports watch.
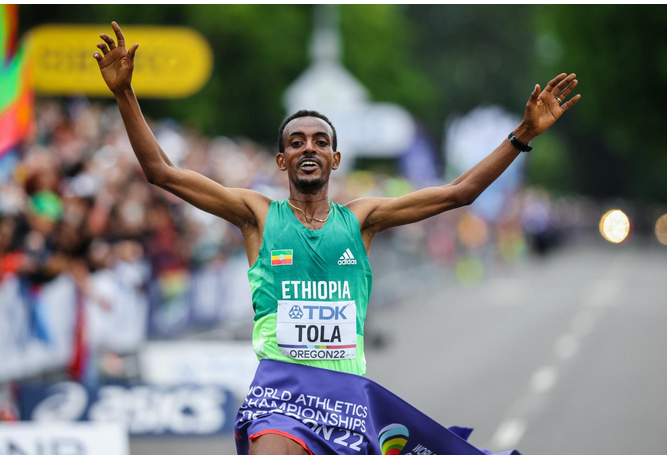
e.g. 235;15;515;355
508;132;533;152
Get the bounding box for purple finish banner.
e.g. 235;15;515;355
235;360;521;455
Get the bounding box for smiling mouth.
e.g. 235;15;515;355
299;160;320;169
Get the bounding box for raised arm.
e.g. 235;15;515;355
93;22;270;231
348;73;581;242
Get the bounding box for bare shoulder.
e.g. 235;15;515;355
345;197;390;231
232;189;272;265
232;188;272;229
234;187;273;208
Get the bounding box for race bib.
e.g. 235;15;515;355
276;300;356;360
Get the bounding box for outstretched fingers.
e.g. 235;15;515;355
94;22;138;65
128;43;139;59
556;79;578;102
530;84;541;101
97;42;110;55
560;94;582;112
543;73;568;93
100;33;116;51
111;21;126;48
553;73;576;97
526;83;541;111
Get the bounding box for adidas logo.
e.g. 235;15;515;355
338;248;357;265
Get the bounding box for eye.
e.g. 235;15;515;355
317;140;328;147
291;140;303;147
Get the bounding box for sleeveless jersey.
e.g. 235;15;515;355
248;200;372;376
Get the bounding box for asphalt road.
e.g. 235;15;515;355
131;238;667;454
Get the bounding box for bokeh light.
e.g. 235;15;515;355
599;209;630;244
457;212;489;249
655;214;667;246
455;257;484;287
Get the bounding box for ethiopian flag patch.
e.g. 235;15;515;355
271;249;293;266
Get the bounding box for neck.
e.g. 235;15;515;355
288;187;331;220
288;183;330;208
288;195;330;213
289;195;328;203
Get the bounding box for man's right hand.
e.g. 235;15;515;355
93;21;139;94
93;21;269;266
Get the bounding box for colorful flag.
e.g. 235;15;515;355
271;249;293;266
0;4;19;61
0;4;34;158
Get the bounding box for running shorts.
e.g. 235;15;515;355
235;359;521;455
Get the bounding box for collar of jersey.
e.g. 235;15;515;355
285;199;335;237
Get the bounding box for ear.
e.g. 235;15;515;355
332;151;341;170
276;153;287;171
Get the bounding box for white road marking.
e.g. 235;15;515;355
554;333;580;360
490;418;528;451
570;310;597;337
530;365;559;393
488;270;626;451
584;278;621;308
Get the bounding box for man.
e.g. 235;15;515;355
94;22;579;455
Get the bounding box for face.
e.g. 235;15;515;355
276;116;341;194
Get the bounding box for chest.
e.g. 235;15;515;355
268;227;363;274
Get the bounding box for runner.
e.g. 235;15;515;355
94;22;580;455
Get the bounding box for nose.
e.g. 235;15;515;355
304;139;317;153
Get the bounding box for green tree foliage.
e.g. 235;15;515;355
340;5;435;118
531;5;667;201
18;5;667;201
403;5;537;132
402;5;575;195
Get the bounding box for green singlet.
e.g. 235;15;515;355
248;199;372;376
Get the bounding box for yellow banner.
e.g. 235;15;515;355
27;24;213;98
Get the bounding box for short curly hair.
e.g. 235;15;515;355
277;110;337;154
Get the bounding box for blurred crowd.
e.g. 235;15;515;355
0;99;601;391
0;99;282;289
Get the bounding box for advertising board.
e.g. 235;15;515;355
0;422;129;455
28;25;213;98
19;382;235;436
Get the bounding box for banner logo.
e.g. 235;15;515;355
378;423;409;455
288;305;303;319
19;381;234;436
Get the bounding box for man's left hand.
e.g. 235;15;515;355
516;72;581;143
